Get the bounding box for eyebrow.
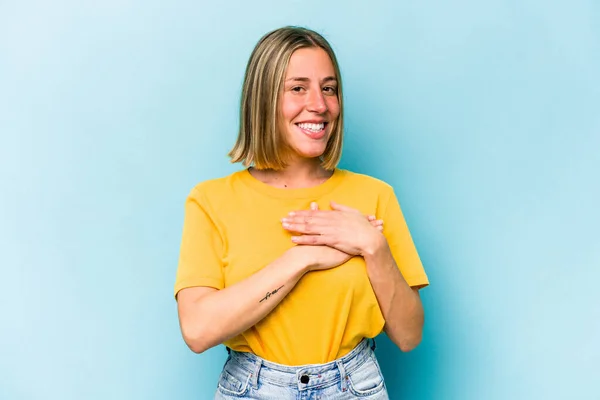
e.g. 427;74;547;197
285;76;337;84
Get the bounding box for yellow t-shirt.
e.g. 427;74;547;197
174;168;429;365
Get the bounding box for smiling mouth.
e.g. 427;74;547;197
295;122;329;139
296;122;327;132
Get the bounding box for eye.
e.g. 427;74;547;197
323;86;337;95
291;86;305;92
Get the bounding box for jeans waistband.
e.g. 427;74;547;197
226;338;376;390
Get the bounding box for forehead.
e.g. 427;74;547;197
285;47;336;78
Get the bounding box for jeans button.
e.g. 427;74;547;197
300;375;310;384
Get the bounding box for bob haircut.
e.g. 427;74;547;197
228;26;344;170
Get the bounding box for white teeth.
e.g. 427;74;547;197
297;122;325;132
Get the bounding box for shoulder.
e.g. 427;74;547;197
187;170;246;204
339;169;395;194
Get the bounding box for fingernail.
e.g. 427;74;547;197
288;211;296;216
291;236;299;242
281;218;288;223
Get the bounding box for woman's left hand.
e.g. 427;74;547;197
281;201;384;256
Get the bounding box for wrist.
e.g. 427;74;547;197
361;232;387;258
286;246;314;275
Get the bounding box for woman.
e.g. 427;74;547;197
175;26;429;399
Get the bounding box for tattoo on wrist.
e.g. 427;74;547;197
259;285;284;303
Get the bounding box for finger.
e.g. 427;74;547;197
282;218;325;235
368;216;383;226
310;202;319;211
330;201;359;213
287;209;328;218
291;235;328;245
284;213;331;225
377;225;384;231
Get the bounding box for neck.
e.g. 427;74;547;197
250;158;334;189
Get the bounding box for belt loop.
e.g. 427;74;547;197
371;337;377;351
336;360;348;393
250;358;262;389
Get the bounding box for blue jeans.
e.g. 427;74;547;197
214;338;389;399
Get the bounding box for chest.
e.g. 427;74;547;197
215;194;380;287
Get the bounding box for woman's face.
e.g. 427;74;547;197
279;47;340;163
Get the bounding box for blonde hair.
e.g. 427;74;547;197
228;26;344;170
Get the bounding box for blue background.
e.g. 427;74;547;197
1;1;599;399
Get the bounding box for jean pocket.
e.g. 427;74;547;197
346;354;386;397
217;368;251;397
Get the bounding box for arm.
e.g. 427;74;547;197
175;188;310;354
177;247;306;354
177;245;351;354
363;236;424;352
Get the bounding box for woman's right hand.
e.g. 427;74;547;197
288;244;353;272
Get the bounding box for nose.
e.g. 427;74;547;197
307;89;328;114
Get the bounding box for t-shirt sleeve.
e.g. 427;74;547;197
380;187;429;289
174;187;225;298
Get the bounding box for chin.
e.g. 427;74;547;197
295;146;327;159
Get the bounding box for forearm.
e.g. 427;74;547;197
363;236;424;352
181;248;309;353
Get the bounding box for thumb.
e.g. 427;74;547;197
310;201;319;211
